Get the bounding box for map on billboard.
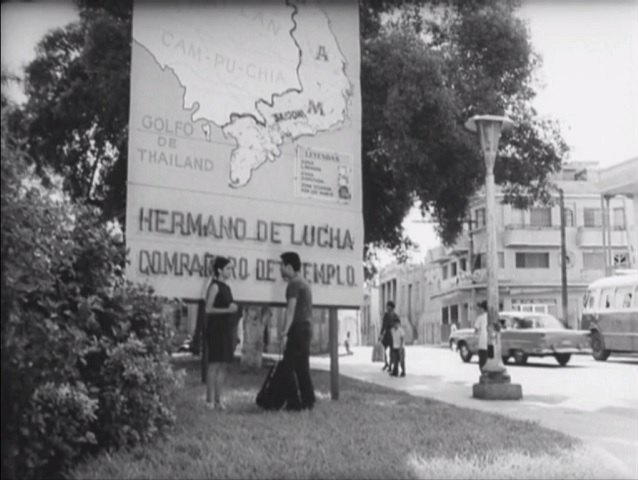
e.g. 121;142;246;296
135;1;352;188
126;0;363;307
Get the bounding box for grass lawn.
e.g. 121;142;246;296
71;356;626;479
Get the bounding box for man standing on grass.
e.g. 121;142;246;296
279;251;316;411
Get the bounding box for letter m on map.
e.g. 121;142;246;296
307;100;325;116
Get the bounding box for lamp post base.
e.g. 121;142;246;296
472;371;523;400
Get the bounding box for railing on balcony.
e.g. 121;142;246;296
503;224;561;247
576;227;627;247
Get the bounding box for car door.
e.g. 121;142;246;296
503;315;533;353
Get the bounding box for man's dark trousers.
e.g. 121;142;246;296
282;323;315;410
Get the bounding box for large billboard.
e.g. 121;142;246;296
126;0;363;306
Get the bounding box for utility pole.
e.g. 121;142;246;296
601;195;610;275
466;214;476;328
559;189;569;327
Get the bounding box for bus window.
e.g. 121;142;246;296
601;288;614;309
585;290;597;310
614;286;633;309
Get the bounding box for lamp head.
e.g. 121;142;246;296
465;115;515;162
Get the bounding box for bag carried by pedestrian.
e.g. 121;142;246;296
372;342;385;363
256;348;300;411
256;360;288;410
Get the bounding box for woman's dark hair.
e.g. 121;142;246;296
386;301;395;309
280;251;301;272
477;300;488;311
212;256;231;278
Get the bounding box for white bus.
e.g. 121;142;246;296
581;272;638;360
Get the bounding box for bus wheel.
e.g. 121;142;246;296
591;331;610;361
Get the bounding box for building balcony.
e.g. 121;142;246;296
448;236;469;255
441;269;511;291
576;227;627;248
503;225;561;247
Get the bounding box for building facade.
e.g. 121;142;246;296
378;162;634;343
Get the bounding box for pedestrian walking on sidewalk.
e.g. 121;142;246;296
279;251;316;411
204;256;239;411
474;300;492;372
389;318;405;377
379;301;399;371
344;331;353;355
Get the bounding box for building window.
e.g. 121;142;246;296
530;207;552;227
460;258;467;272
450;262;457;277
584;208;603;227
473;253;484;270
450;305;459;323
441;307;449;324
583;252;604;270
515;252;550;268
475;208;486;228
498;252;505;269
613;208;626;230
614;252;628;267
512;208;525;226
564;208;574;227
442;265;448;279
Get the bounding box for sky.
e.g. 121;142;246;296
2;0;637;265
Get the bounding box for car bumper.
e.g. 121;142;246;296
530;346;591;356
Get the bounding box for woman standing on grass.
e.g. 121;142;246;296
204;256;238;410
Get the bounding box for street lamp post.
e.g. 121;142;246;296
465;114;522;400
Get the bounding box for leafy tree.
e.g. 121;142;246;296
2;78;181;480
12;0;566;258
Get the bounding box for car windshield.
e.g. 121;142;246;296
514;314;564;330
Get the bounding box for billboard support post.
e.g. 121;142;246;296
329;307;339;400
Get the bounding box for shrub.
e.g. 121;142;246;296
19;382;98;479
1;101;182;479
93;337;183;448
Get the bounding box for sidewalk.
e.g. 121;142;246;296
308;345;638;479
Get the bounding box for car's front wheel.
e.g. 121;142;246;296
590;331;610;361
458;342;472;363
555;353;571;366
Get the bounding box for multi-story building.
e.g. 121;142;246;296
377;161;634;344
360;282;380;345
377;262;429;344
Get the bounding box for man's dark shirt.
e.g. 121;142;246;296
285;275;313;330
381;311;399;337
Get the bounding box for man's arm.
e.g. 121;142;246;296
282;297;297;337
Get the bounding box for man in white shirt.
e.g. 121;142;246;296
474;301;491;371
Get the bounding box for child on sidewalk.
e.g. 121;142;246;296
389;318;405;377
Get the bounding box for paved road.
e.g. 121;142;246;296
310;345;638;478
